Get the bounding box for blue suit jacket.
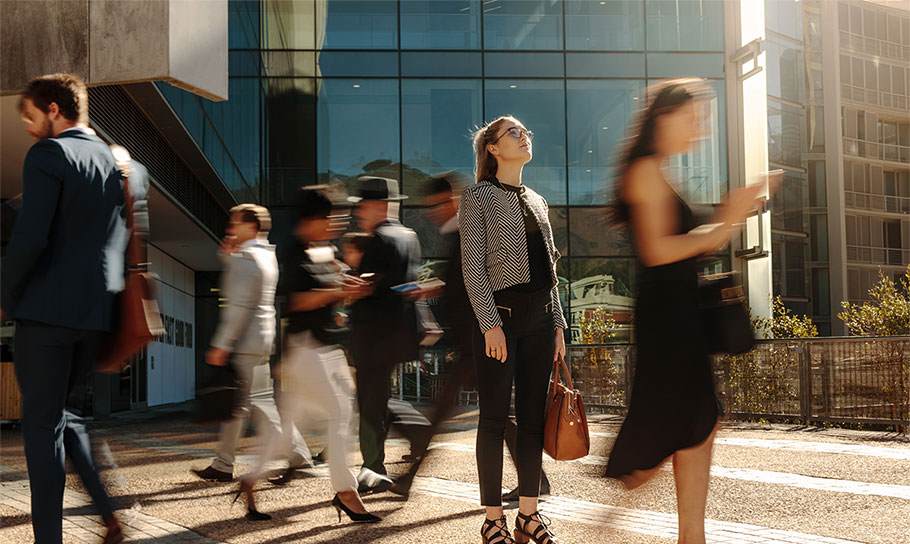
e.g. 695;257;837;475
1;128;149;332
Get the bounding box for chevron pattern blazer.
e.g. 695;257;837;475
458;180;567;333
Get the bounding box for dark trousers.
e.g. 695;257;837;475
14;320;115;544
355;361;430;476
474;290;555;506
400;347;550;493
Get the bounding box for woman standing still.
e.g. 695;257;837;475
606;79;778;544
461;116;567;544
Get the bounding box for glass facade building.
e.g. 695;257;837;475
175;0;730;344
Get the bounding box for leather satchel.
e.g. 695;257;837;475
697;271;756;355
97;146;164;373
543;354;590;461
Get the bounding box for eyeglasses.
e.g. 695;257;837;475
494;126;533;143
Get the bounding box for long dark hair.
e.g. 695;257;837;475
610;78;712;224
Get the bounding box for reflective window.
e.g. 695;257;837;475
316;79;400;182
567;258;636;343
483;0;563;50
484;52;564;78
317;51;398;77
771;172;807;234
401;80;483;199
550;206;568;256
765;40;805;103
765;0;802;40
230;0;262;49
485;80;567;204
565;53;645;78
566;0;644;51
768;100;805;169
401;0;481;49
265;79;317;205
646;0;724;51
646;53;724;78
402;52;482;77
317;0;397;49
264;0;315;49
569;208;633;256
567;80;642;205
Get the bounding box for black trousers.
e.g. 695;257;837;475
400;341;551;494
14;320;115;544
474;289;555;506
355;360;430;476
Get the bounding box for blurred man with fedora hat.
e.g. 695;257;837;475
347;176;437;492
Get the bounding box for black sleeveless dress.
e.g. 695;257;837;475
605;190;721;478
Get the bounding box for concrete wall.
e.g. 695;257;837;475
0;0;226;100
0;1;89;89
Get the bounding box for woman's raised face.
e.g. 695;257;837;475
653;100;707;156
489;119;533;164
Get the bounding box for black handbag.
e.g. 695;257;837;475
194;359;241;423
697;272;756;355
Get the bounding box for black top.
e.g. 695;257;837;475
284;243;347;344
493;181;551;294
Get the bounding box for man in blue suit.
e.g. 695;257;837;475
1;73;148;544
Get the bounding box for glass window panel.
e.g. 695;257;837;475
646;53;724;78
565;53;646;78
484;52;564;78
230;51;262;77
810;106;825;153
771;172;806;234
201;77;262;200
568;258;636;343
768;101;806;169
660;79;727;204
484;80;567;204
265;79;317;205
316;51;398;77
400;0;481;49
565;0;644;51
317;0;397;49
765;0;802;40
808;161;827;207
316;79;400;183
812;268;830;316
483;0;563;50
646;0;724;51
810;214;829;262
401;80;482;201
765;40;805;103
264;0;315;49
230;0;262;49
401;52;482;77
569;208;633;256
264;51;316;77
567;80;642;205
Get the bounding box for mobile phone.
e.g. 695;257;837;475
359;273;376;280
390;282;419;293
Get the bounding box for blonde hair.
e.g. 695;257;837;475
230;203;272;233
471;115;520;183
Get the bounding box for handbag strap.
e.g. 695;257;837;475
551;354;575;390
110;145;146;271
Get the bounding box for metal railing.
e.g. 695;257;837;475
845;190;910;214
839;31;910;63
846;244;910;266
843;137;910;164
399;337;910;431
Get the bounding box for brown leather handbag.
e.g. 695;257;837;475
97;146;164;373
543;354;590;461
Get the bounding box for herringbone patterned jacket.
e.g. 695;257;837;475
458;180;567;333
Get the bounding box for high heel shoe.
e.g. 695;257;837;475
231;479;272;521
331;494;382;524
514;511;558;544
481;515;515;544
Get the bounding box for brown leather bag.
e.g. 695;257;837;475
97;146;164;373
543;354;590;461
